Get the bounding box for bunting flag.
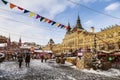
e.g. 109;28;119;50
18;7;24;11
58;24;61;27
40;17;45;21
65;26;69;30
2;0;8;5
55;23;59;27
48;20;52;23
24;10;30;13
51;21;56;25
29;12;35;17
60;25;64;28
1;0;70;30
10;3;16;9
44;18;49;22
36;14;41;19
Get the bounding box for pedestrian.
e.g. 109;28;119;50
14;52;17;60
17;53;23;68
25;53;31;67
114;56;119;68
44;55;48;62
41;54;44;63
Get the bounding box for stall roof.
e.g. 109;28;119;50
97;50;120;54
0;43;6;47
43;50;52;53
34;50;43;52
34;50;52;53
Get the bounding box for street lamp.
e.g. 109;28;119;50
48;39;54;51
94;34;97;54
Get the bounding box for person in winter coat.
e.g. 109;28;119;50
25;53;31;67
17;53;23;68
41;54;44;63
44;55;48;62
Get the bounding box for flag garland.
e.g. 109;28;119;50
1;0;70;30
10;3;16;9
2;0;8;5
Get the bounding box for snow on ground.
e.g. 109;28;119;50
81;68;120;77
65;61;120;77
0;60;53;80
65;61;77;69
0;61;27;79
30;59;53;69
0;59;120;80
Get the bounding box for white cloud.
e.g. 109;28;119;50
105;2;120;11
84;20;93;26
82;0;96;3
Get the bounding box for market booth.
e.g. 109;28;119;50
97;50;120;64
33;50;53;59
97;50;120;69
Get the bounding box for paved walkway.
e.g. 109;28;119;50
0;59;120;80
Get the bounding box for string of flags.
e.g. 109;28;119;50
1;0;71;30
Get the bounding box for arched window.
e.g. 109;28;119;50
118;42;120;49
108;43;115;50
118;32;120;36
99;44;105;50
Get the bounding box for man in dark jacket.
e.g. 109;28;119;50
17;53;23;68
25;53;31;67
41;54;44;63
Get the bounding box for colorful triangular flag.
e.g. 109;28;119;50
51;21;56;25
55;23;59;27
36;14;41;19
40;17;45;21
2;0;8;5
58;24;62;27
44;18;49;22
29;12;35;17
66;26;68;29
18;7;24;11
60;25;64;28
10;3;16;9
48;20;52;23
24;10;30;13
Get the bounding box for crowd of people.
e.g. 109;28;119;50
1;50;50;68
17;52;31;68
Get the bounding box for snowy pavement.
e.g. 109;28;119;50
0;59;120;80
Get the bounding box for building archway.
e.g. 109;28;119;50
118;41;120;49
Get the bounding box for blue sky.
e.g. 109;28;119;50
0;0;120;45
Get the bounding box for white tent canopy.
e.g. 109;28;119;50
34;50;43;53
34;50;53;53
43;50;53;53
0;43;7;47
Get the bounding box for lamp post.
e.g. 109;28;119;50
48;39;54;52
94;34;97;54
